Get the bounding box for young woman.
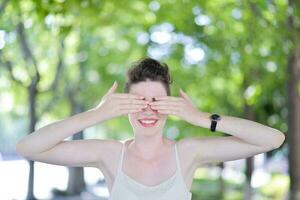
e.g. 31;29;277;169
16;57;285;200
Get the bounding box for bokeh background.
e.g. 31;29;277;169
0;0;299;199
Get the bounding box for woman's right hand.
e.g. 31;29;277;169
94;81;149;121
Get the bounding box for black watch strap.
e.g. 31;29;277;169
210;114;221;132
210;120;218;132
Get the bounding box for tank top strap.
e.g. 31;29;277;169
117;142;126;172
174;143;182;172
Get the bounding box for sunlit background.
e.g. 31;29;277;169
1;0;299;199
0;152;290;199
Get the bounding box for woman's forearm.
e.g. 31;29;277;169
16;108;104;156
195;112;285;148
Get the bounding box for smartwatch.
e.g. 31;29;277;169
210;114;221;132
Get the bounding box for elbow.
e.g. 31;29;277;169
15;140;30;157
15;142;25;156
271;132;285;149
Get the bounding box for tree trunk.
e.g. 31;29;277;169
286;0;300;199
287;40;300;200
66;131;86;195
66;97;86;195
26;76;40;200
244;104;255;200
244;157;254;200
218;162;225;199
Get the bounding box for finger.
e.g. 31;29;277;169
153;96;181;101
119;105;146;114
141;104;160;112
150;105;180;111
114;93;145;100
179;88;195;104
155;108;178;115
106;81;118;96
149;101;181;107
119;108;143;115
179;88;191;100
119;99;150;106
120;104;148;110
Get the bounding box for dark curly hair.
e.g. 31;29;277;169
124;57;173;95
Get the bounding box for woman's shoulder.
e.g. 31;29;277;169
175;138;200;158
112;138;134;153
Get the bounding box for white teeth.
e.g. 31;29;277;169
140;120;157;124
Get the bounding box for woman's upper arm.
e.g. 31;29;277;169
20;139;120;168
189;136;276;166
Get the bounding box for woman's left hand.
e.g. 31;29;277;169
149;88;201;126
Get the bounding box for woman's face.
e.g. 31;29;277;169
128;80;168;135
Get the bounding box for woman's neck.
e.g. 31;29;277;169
128;134;168;160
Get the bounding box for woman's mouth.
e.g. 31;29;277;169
138;119;158;127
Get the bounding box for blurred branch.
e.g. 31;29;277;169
16;8;68;115
0;0;10;17
287;0;300;40
249;2;262;18
50;39;65;91
39;95;61;116
0;50;26;87
16;19;41;119
40;39;65;94
16;18;41;139
248;2;272;27
16;21;40;80
39;38;66;115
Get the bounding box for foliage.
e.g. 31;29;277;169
0;0;296;198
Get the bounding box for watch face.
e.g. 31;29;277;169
210;114;220;120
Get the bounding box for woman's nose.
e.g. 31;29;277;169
142;104;151;110
142;103;157;112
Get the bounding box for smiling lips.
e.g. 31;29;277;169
138;118;159;127
138;120;158;127
138;99;158;127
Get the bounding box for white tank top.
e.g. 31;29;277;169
109;141;192;200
